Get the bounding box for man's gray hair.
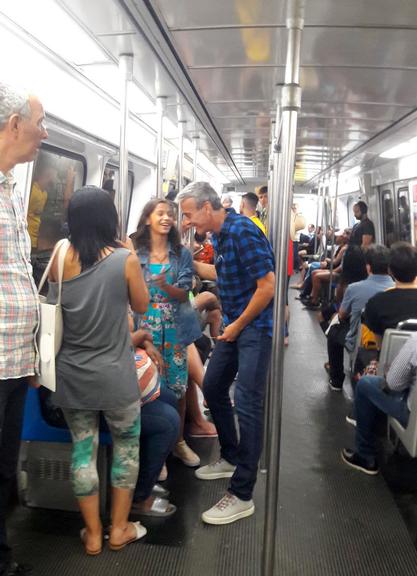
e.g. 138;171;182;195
0;82;31;130
177;181;222;210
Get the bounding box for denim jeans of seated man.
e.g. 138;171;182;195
300;262;321;298
355;375;410;463
203;325;272;501
134;387;180;501
0;379;28;571
327;323;350;387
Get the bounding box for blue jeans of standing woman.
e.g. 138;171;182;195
134;387;180;502
203;325;272;501
355;375;410;463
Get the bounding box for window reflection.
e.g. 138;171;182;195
382;191;395;247
29;147;85;286
397;188;411;243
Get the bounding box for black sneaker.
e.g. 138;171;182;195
304;301;320;310
328;378;343;391
341;448;379;476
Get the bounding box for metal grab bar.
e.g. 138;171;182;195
262;1;305;575
118;53;133;239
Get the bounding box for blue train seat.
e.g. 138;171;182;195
22;388;112;445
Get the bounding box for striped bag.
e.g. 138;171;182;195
135;348;160;406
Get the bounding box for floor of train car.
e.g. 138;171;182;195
7;283;417;575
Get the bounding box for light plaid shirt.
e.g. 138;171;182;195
387;332;417;401
0;171;39;379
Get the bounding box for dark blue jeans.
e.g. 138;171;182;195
203;325;272;501
355;375;410;463
0;378;28;571
134;387;180;501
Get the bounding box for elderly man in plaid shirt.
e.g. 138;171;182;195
0;83;48;576
177;182;275;525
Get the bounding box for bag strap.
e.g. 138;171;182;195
37;239;70;305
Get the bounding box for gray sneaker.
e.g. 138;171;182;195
202;493;255;525
195;458;236;480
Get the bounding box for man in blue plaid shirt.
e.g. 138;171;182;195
177;182;275;525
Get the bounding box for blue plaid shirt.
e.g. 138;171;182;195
212;209;275;335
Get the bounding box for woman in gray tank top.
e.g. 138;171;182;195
47;187;149;554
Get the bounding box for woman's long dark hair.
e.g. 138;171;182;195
130;199;182;256
67;186;119;271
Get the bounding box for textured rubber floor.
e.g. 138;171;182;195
7;289;417;575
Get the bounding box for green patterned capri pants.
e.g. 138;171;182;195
63;402;140;498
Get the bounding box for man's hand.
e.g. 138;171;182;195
217;321;242;343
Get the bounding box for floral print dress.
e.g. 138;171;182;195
140;263;188;398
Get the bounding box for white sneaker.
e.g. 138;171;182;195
195;458;236;480
202;493;255;525
173;441;201;467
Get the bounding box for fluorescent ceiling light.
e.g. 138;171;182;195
0;0;108;65
380;137;417;159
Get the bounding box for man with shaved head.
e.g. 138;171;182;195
0;82;48;576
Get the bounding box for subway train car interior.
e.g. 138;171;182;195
2;0;417;575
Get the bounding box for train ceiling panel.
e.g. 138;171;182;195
149;0;286;29
51;0;417;185
148;0;417;184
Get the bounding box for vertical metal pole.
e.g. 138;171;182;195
261;117;281;472
156;96;166;199
313;186;321;254
262;1;304;575
177;120;187;240
268;115;280;248
118;53;133;239
327;171;340;301
178;120;185;193
193;136;199;181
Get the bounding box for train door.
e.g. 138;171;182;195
379;181;412;247
395;182;412;243
409;180;417;247
379;183;396;247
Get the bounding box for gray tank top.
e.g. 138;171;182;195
48;248;139;410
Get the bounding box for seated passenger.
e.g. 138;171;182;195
294;227;347;293
131;199;202;469
298;224;321;257
185;343;217;438
302;229;353;309
192;290;222;339
129;332;179;518
326;245;394;391
363;242;417;345
341;332;417;475
193;231;214;264
48;186;149;554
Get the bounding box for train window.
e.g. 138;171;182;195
28;147;85;254
28;146;85;286
381;189;396;247
397;187;411;243
102;165;134;205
